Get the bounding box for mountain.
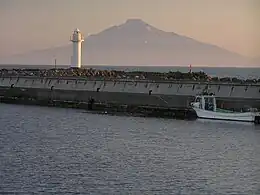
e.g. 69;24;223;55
0;19;254;66
253;57;260;65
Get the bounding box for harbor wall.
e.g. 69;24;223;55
0;76;260;108
0;87;192;108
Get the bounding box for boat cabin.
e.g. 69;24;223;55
192;94;217;112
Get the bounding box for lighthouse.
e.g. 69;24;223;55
70;28;84;68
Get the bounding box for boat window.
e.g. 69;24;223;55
196;97;201;102
204;97;214;111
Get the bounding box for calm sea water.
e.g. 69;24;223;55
0;103;260;194
0;65;260;79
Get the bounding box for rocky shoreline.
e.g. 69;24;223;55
1;68;259;84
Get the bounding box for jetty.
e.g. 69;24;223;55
0;68;260;120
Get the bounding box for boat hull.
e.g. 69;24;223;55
193;108;258;123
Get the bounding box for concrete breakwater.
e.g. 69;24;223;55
0;76;260;110
0;93;197;120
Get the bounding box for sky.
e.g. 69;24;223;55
0;0;259;58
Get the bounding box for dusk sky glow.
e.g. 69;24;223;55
0;0;259;58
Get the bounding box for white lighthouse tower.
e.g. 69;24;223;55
70;28;84;68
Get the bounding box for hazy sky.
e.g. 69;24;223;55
0;0;259;58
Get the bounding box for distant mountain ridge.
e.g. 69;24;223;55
254;57;260;64
0;19;255;66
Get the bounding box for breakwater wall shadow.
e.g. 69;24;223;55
0;87;198;120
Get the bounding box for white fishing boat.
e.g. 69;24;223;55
191;93;260;123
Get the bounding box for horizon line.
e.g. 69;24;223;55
0;64;259;68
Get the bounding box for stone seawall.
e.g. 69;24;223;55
0;76;260;109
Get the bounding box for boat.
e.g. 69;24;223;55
190;93;260;123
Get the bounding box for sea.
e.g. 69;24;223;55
0;64;260;194
0;103;260;194
0;64;260;79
